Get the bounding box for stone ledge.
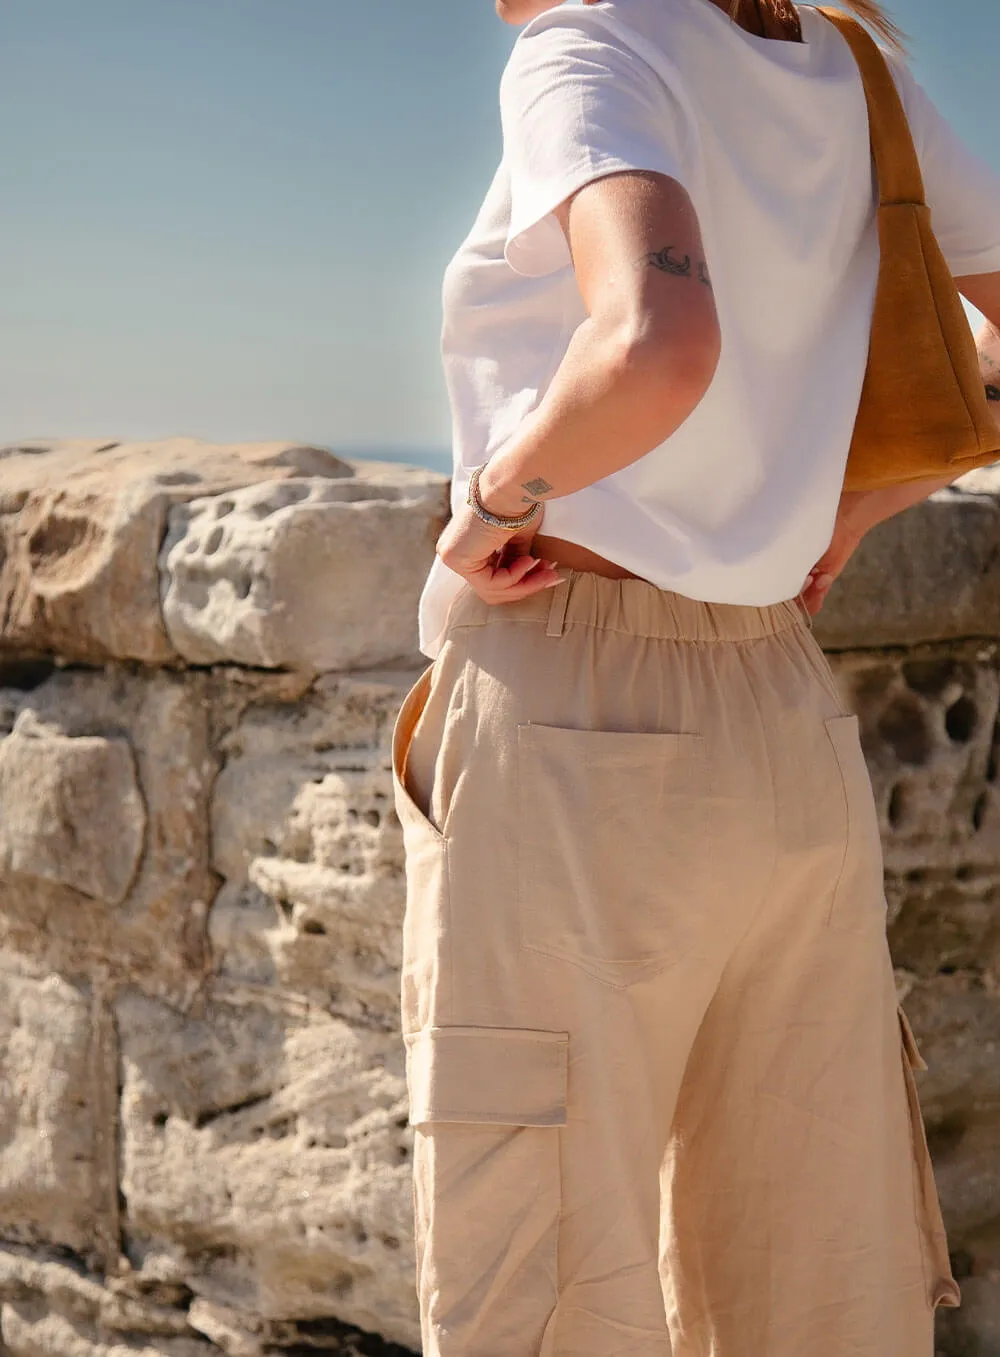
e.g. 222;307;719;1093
0;440;447;671
3;441;998;663
814;467;1000;650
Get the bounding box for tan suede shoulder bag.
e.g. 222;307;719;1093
817;7;1000;490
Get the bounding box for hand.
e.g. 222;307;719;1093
435;500;565;606
496;0;600;24
800;490;869;616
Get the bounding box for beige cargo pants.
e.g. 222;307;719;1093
392;570;959;1357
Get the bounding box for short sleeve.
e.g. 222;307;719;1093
886;50;1000;277
499;14;692;278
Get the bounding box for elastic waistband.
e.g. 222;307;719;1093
446;569;810;645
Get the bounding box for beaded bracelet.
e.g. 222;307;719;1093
466;463;542;531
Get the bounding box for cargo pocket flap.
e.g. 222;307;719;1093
898;1005;929;1072
405;1026;569;1127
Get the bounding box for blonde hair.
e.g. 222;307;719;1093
729;0;908;53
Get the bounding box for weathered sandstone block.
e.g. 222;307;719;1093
0;668;215;1002
815;468;1000;649
159;475;447;671
0;712;145;905
209;671;414;1028
0;439;446;670
831;644;1000;878
0;973;97;1257
117;990;418;1349
1;1305;214;1357
0;443;995;1357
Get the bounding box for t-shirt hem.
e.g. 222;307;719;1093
948;242;1000;279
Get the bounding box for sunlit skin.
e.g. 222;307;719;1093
438;2;1000;615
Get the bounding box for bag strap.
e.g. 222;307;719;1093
816;6;925;207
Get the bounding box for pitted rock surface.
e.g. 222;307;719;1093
0;439;447;668
0;444;996;1357
0;713;145;905
160;476;446;671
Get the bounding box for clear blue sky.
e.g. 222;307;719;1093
1;0;997;475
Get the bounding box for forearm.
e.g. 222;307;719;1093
478;316;718;516
837;476;956;543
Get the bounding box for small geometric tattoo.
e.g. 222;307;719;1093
987;383;1000;403
522;476;554;497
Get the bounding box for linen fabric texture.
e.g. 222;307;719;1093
419;0;1000;658
393;571;960;1356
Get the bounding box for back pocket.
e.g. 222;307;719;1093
517;723;715;989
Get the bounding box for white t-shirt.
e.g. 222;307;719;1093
418;0;1000;659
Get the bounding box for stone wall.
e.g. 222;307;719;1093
0;439;996;1356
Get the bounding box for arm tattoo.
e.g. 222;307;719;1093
987;384;1000;403
522;476;553;499
646;245;690;278
643;246;712;287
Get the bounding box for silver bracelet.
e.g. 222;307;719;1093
466;463;542;531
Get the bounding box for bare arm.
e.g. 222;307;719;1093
477;171;721;517
958;269;1000;422
975;318;1000;416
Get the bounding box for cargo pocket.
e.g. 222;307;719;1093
406;1025;569;1127
405;1027;567;1348
897;1006;961;1311
517;723;715;989
823;715;888;931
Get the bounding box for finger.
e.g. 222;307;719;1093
800;576;833;616
467;562;565;605
480;562;562;596
480;574;566;606
495;553;549;586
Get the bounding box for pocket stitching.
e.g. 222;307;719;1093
517;723;713;989
797;631;850;717
406;1025;570;1127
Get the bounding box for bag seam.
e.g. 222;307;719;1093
908;204;979;451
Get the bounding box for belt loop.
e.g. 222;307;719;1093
545;571;573;637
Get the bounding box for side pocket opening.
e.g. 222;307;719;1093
897;1006;962;1311
392;664;446;845
795;627;850;717
823;715;887;932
